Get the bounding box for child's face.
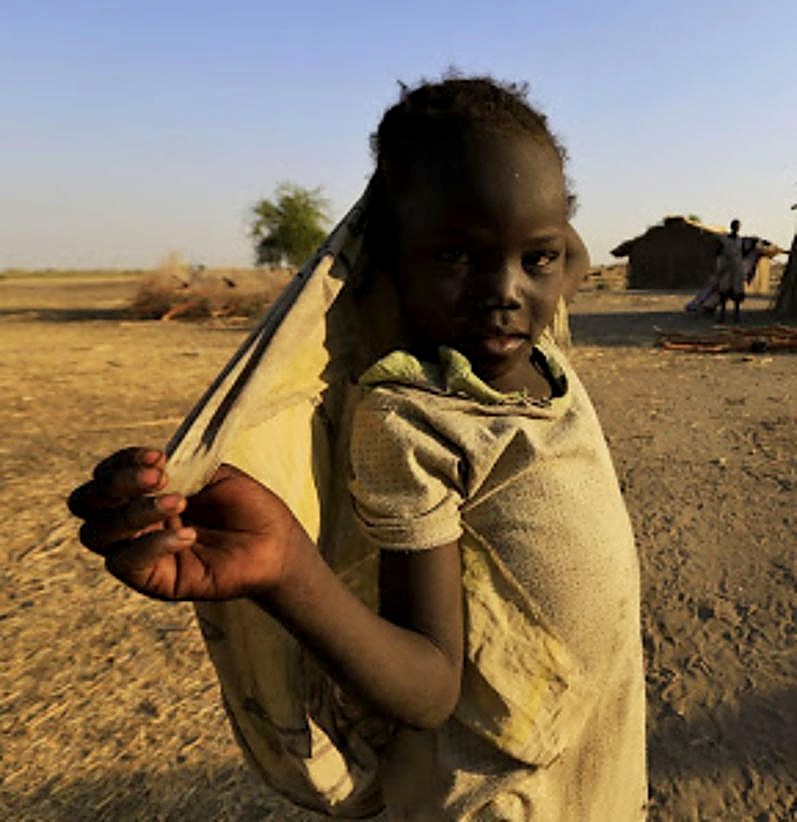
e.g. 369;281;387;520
391;129;569;389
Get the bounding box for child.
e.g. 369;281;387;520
69;77;646;820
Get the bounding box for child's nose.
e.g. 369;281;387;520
478;261;524;310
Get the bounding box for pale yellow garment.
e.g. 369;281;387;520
162;189;584;817
350;341;647;820
717;235;745;296
165;192;392;816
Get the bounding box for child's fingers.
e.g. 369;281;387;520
67;462;167;518
67;480;106;518
104;527;197;598
69;448;166;518
93;447;167;499
96;462;168;502
68;476;136;518
78;494;186;553
93;446;164;478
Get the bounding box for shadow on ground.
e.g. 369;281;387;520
570;305;791;348
0;307;131;322
8;688;793;820
647;685;796;780
5;762;316;822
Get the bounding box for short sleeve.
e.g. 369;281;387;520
349;391;464;550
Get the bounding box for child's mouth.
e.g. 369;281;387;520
473;335;527;356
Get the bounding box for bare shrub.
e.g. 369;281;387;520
586;263;628;291
129;255;293;320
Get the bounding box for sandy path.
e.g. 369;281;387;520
1;278;794;820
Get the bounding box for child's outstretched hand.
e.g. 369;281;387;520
67;448;304;601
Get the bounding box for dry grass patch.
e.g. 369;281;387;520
129;255;293;320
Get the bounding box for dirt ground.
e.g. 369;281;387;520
2;276;795;821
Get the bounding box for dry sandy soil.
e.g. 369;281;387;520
2;275;795;821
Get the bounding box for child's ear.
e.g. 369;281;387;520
563;223;590;303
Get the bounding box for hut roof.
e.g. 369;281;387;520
611;216;785;259
610;215;725;258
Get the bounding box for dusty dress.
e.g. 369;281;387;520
349;338;647;820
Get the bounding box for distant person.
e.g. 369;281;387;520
716;219;747;322
67;76;646;819
686;219;768;321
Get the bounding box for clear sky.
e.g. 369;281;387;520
2;0;796;268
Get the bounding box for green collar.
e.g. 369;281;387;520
359;342;568;407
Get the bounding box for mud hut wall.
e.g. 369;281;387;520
627;223;717;289
747;257;771;295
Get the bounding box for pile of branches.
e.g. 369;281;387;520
129;267;292;321
585;264;628;291
655;325;797;354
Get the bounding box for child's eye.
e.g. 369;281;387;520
522;249;560;274
436;250;471;268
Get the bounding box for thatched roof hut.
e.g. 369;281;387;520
611;217;723;289
611;216;782;292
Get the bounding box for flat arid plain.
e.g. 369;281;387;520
2;274;795;820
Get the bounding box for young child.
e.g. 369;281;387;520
69;77;646;820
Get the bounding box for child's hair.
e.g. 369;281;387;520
365;74;576;266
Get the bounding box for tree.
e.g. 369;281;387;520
249;183;330;267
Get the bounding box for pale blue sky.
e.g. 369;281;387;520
2;0;795;268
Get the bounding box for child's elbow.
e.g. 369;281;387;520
405;670;461;730
416;698;460;731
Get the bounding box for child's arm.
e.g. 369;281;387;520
262;533;463;729
68;450;463;729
